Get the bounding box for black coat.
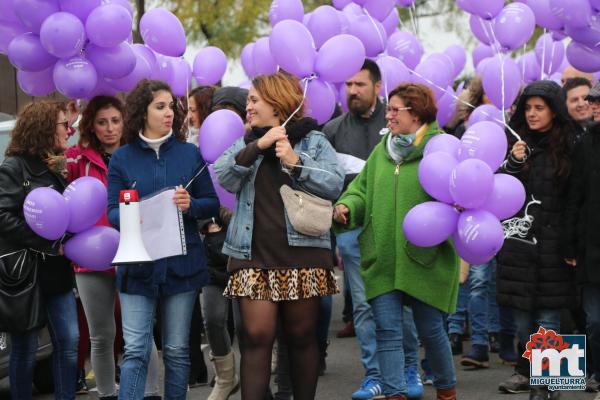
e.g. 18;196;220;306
0;156;74;296
203;229;229;287
564;125;600;285
497;135;575;311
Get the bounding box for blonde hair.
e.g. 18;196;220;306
251;72;304;124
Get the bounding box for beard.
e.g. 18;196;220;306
347;95;373;116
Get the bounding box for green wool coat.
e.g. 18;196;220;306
336;123;459;313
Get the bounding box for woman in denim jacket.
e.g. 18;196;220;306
107;80;219;400
214;72;344;400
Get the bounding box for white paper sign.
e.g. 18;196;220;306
336;153;366;175
140;188;186;261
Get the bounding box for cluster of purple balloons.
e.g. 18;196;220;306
2;1;207;99
23;177;119;271
403;123;526;264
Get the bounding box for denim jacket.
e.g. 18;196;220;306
213;131;345;260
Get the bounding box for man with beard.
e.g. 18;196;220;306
323;60;388;400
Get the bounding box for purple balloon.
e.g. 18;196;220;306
58;0;101;23
376;55;410;98
472;43;494;68
349;15;387;57
481;173;526;220
107;47;152;92
314;34;366;83
455;210;504;259
269;0;304;26
13;0;59;33
342;2;363;21
564;16;600;50
337;11;351;34
0;21;28;55
566;41;600;73
53;56;97;99
85;42;136;79
132;44;160;80
444;44;466;78
270;20;317;77
534;33;564;75
386;30;423;70
64;226;120;271
592;0;600;11
23;187;69;240
200;110;245;164
193;46;227;85
17;66;56;96
458;121;508;171
494;3;536;51
8;33;57;72
452;233;489;265
241;43;256;78
306;6;341;49
414;54;453;100
467;104;504;128
482;55;522;110
517;52;542;83
456;0;504;19
40;12;86;59
339;83;349;113
363;0;396;21
424;134;461;158
167;57;191;97
102;0;133;16
382;8;399;37
0;0;21;23
449;159;494;209
524;0;563;30
63;176;108;233
418;151;458;204
305;79;336;124
86;4;132;48
86;78;119;99
475;57;494;76
403;201;459;247
333;0;353;10
549;0;590;28
252;37;278;75
140;7;186;57
208;165;236;210
469;15;495;45
436;88;457;128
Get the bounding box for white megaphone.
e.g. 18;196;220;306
112;189;153;265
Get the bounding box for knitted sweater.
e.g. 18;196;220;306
336;123;459;313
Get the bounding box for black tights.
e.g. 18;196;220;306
238;297;320;400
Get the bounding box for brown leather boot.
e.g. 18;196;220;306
437;387;457;400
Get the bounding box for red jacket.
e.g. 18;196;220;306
65;145;113;273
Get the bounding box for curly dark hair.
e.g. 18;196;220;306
188;86;216;127
6;101;67;158
79;96;125;153
123;80;185;144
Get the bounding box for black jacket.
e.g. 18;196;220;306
203;230;229;287
564;124;600;285
0;156;74;296
496;81;575;311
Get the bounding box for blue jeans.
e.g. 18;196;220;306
10;290;79;400
447;282;468;335
403;306;419;368
336;229;380;381
119;290;198;400
513;308;561;349
317;295;332;345
583;284;600;379
370;291;456;396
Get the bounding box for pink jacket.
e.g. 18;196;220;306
65;145;114;273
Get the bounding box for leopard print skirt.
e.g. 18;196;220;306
223;267;339;301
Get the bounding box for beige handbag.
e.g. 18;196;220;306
279;184;333;237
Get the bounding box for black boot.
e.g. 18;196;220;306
449;333;463;355
499;332;518;365
318;340;329;376
76;369;88;394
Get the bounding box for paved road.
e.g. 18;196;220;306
3;272;599;400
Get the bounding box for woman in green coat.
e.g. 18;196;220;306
334;83;459;400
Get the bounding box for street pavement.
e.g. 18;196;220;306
3;272;599;400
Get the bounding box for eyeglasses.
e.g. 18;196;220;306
56;121;69;130
385;106;412;116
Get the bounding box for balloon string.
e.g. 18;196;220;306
548;37;556;77
409;3;419;37
541;29;547;80
407;66;522;141
363;8;386;57
479;17;500;55
502;196;541;243
281;74;316;128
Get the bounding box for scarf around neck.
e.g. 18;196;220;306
244;117;319;160
386;124;427;163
